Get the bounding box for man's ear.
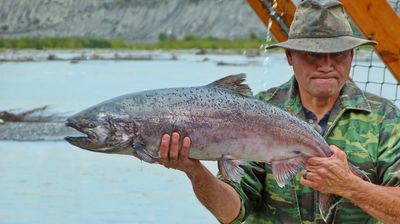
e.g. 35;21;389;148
285;49;293;65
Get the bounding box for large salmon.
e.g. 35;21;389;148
65;74;369;221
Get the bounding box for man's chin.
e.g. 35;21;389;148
312;90;339;99
310;82;342;97
308;86;339;98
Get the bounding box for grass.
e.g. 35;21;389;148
0;37;133;49
0;36;271;50
134;35;269;50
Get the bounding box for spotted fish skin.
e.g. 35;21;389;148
65;74;331;162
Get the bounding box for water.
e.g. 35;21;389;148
0;50;292;224
0;51;292;113
0;141;219;224
0;49;393;223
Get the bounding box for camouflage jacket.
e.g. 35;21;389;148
219;77;400;224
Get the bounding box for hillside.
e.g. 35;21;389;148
0;0;267;43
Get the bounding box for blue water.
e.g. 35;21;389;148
0;141;220;224
0;50;394;223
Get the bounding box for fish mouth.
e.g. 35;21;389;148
64;122;131;154
64;122;102;150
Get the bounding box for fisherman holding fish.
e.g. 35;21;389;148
157;0;400;223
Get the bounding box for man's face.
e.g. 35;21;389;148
285;49;353;99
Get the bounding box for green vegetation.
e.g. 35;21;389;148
135;35;268;50
0;37;133;49
0;35;272;50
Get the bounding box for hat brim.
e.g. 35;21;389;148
266;36;377;53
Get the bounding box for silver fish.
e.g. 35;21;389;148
65;74;369;221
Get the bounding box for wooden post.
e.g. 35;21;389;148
247;0;296;42
340;0;400;82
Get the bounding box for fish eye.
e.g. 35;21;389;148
88;123;96;128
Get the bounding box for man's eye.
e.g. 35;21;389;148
333;51;345;57
306;52;319;57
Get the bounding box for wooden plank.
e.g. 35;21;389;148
247;0;296;42
340;0;400;82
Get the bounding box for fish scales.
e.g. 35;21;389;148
111;86;329;161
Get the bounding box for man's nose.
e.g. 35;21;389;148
316;54;335;72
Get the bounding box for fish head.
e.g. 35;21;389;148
65;107;138;154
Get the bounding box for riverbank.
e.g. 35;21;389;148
0;36;268;51
0;122;76;141
0;48;270;64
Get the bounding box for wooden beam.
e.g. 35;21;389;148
247;0;296;42
340;0;400;82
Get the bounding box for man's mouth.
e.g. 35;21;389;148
311;75;338;80
311;73;339;80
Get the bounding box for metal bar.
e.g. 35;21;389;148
247;0;296;42
261;0;290;35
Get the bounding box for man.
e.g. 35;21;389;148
155;0;400;223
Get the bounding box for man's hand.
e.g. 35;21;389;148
154;132;241;223
300;145;360;197
155;132;201;175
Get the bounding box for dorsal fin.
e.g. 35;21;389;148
207;74;253;97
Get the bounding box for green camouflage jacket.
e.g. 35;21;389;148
219;77;400;224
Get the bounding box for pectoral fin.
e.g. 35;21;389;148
218;155;245;182
132;140;155;163
271;156;307;187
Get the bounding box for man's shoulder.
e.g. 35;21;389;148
255;79;293;105
362;90;400;116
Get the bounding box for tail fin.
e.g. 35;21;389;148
319;193;341;222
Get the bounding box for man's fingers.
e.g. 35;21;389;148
329;145;347;161
307;157;325;166
169;132;180;162
180;137;191;159
159;134;171;160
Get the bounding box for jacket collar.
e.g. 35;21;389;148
268;76;372;116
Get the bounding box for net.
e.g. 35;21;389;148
349;0;400;107
351;49;400;107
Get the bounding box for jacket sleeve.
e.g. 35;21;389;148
217;161;266;223
377;106;400;186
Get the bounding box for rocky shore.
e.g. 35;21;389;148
0;106;78;141
0;122;79;141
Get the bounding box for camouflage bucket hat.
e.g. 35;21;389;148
266;0;376;53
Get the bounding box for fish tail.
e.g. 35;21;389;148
319;193;341;222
